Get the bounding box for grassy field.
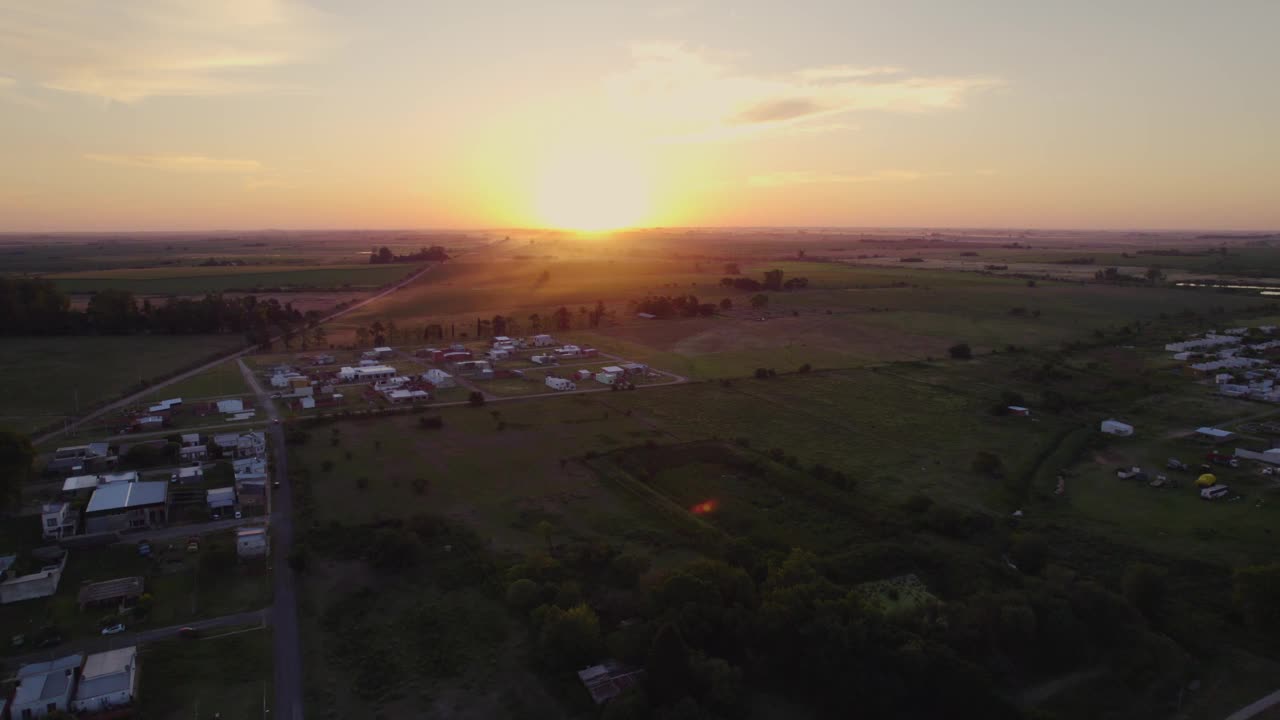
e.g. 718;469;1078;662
0;527;271;654
137;626;272;720
47;263;421;294
136;359;251;401
0;335;246;433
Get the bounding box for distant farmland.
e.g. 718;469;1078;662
46;263;422;295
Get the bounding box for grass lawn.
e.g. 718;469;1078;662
137;359;251;402
0;335;245;433
137;626;272;720
48;263;420;294
0;530;271;654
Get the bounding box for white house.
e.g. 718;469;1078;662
71;646;138;715
41;503;76;540
545;376;576;391
12;653;83;718
574;369;593;381
300;396;316;410
373;346;394;357
487;348;511;361
532;334;555;347
386;389;430;403
216;398;245;414
1100;419;1134;437
373;377;411;393
531;354;557;365
338;365;397;383
421;369;454;388
207;486;236;510
595;372;619;385
601;365;625;375
179;444;208;462
237;527;269;558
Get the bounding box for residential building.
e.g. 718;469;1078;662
545;376;576;391
532;333;555;347
386;389;430;403
12;653;83;719
71;647;138;715
41;503;76;540
0;550;66;605
421;369;454;388
337;365;397;383
215;398;245;414
237;527;269;558
178;444;208;462
1100;419;1134;436
47;443;113;473
206;487;236;511
84;482;168;534
577;662;644;705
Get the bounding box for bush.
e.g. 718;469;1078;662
507;578;540;611
418;415;443;429
948;343;973;360
468;391;486;407
320;459;334;472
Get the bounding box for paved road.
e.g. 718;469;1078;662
33;263;436;447
1227;689;1280;720
240;358;304;720
5;608;270;668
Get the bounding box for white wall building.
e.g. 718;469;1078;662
12;653;83;719
71;647;138;715
237;527;269;558
545;376;576;391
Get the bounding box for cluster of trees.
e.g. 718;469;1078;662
1094;266;1166;284
368;245;450;264
634;295;718;319
0;277;312;346
719;268;810;292
352;303;618;346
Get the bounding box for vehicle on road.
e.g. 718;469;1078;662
178;626;200;639
101;623;126;635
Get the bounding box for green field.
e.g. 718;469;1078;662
0;335;245;433
137;627;272;720
137;359;251;402
48;263;420;294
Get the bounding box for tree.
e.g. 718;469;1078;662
1234;563;1280;643
750;294;769;310
724;262;740;275
528;313;542;333
468;391;486;407
948;343;973;360
536;520;555;555
971;450;1004;476
355;327;369;347
553;306;572;331
1123;563;1168;622
1145;266;1166;284
646;623;693;704
719;298;732;311
763;269;784;291
537;603;603;669
0;429;35;511
507;578;540;611
1010;534;1049;575
312;325;327;347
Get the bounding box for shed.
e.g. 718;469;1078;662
206;486;236;509
1100;419;1134;436
237;527;269;558
78;576;144;610
216;398;245;414
1196;427;1236;443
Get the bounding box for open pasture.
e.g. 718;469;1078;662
47;263;420;295
0;335;245;433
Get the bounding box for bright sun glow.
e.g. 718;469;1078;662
533;143;653;231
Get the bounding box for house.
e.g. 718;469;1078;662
299;396;316;410
12;653;84;719
601;365;625;375
236;475;267;507
180;433;201;446
41;503;76;540
215;394;241;412
84;482;168;534
146;398;182;414
532;334;555;347
47;443;114;473
77;577;144;611
421;369;454;388
546;376;576;391
98;471;138;484
386;389;430;404
373;346;394;358
636;312;657;319
178;444;208;462
1007;406;1031;417
531;354;557;365
71;647;138;715
577;661;644;705
1165;335;1242;352
595;372;619;385
235;430;266;458
487;348;511;361
171;465;203;483
452;360;492;376
134;415;165;430
1220;383;1251;398
575;369;593;381
373;377;411;393
233;457;267;475
0;549;67;604
206;487;236;511
621;363;648;375
236;527;269;558
1100;419;1134;437
337;365;397;383
1196;427;1236;443
579;346;599;358
62;474;104;495
311;353;335;365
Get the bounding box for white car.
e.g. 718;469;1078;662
101;623;126;635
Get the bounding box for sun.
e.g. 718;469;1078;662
533;143;653;232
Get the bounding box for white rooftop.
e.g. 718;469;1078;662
86;481;167;513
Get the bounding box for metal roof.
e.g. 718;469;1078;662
15;654;83;706
76;647;136;700
86;481;167;514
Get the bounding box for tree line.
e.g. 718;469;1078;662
368;245;450;264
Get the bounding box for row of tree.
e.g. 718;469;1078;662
367;245;450;264
719;268;810;292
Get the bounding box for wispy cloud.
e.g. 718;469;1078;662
604;44;1000;143
84;153;263;173
0;0;338;102
747;170;943;188
0;75;42;107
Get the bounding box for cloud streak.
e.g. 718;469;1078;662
85;154;263;173
604;44;1000;143
0;0;338;102
747;170;943;188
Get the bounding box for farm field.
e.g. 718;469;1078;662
137;626;272;720
0;334;246;434
136;359;251;402
47;263;422;294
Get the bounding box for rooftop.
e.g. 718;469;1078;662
86;481;168;514
78;576;144;606
15;654;83;706
76;646;137;700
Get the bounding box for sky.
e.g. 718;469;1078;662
0;0;1277;232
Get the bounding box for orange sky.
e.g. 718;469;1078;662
1;1;1277;231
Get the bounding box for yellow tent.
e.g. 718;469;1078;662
1197;473;1217;487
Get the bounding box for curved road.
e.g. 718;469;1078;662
33;263;437;447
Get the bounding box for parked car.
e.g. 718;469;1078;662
177;627;200;639
234;510;243;519
101;623;126;635
1200;485;1231;501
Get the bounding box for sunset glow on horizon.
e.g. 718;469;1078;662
1;1;1277;231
